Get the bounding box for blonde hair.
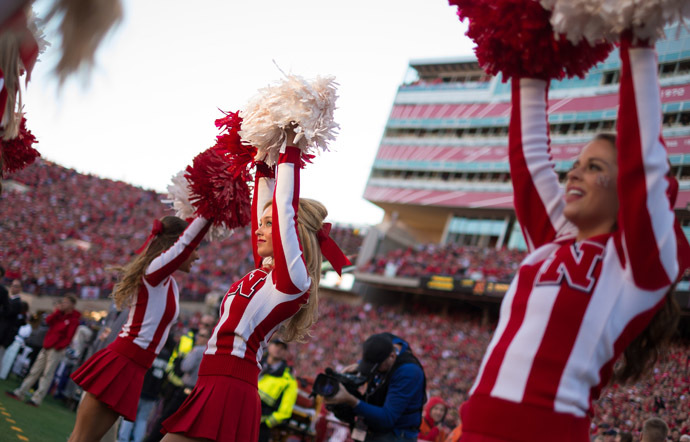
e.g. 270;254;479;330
111;216;188;309
264;198;327;342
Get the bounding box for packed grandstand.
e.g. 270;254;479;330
1;156;689;439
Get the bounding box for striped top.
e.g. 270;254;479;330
463;42;679;441
114;217;211;366
201;147;311;385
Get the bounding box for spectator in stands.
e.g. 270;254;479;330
258;338;298;442
641;418;668;442
444;405;462;442
614;432;632;442
7;294;80;406
418;396;448;441
326;332;426;441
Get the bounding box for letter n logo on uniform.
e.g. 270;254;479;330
536;242;605;293
229;269;268;298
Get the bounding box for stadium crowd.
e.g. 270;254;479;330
2;160;689;440
360;243;526;281
0;160;361;301
295;299;690;440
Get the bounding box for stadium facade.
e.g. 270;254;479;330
363;23;690;256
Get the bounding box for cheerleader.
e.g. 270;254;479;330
68;215;211;442
460;36;683;441
160;129;347;442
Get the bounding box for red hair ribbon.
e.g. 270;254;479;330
316;223;351;276
135;219;164;254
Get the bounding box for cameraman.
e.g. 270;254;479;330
326;333;425;442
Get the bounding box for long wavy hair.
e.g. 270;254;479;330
263;198;327;342
111;216;188;309
592;133;681;383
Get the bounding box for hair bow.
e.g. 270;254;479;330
316;223;351;276
135;219;164;254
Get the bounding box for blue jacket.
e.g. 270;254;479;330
353;357;425;438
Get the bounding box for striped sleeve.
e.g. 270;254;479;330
252;162;276;268
509;78;571;252
145;217;211;286
271;146;311;294
616;41;678;289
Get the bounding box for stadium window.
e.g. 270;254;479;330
455;128;465;137
573;123;585;133
601;120;615;130
480;127;491;136
417;129;427;137
660;61;677;76
602;71;620;85
549;124;558;134
663;113;679;126
466;172;476;180
670;166;680;178
679;60;690;75
441;172;450;181
680;112;690;125
681;167;690;180
467;127;477;136
558;124;571;135
586;121;601;132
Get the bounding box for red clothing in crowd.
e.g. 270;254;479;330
43;308;81;350
419;396;449;441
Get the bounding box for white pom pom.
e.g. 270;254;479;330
239;68;340;167
163;170;233;242
541;0;690;44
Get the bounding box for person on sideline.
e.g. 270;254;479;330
258;338;298;442
7;294;80;406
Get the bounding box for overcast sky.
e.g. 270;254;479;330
23;0;474;224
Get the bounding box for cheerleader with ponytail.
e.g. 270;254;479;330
161;73;349;442
68;215;212;442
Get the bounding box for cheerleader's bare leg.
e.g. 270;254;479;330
68;392;120;442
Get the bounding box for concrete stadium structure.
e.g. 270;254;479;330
363;23;690;254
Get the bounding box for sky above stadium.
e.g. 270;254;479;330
24;0;474;225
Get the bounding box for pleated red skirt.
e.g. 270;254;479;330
162;374;261;442
71;346;147;421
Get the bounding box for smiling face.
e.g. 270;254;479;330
255;206;274;258
563;138;619;240
430;403;447;423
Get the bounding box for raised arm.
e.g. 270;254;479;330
252;161;275;268
271;146;311;295
616;38;678;289
509;78;572;251
145;217;211;286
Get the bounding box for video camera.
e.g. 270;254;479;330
312;367;368;427
312;367;367;398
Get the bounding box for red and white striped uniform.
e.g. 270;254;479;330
113;216;211;365
462;43;679;441
200;146;311;385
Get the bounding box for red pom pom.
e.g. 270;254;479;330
185;110;257;230
2;117;39;174
449;0;613;80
